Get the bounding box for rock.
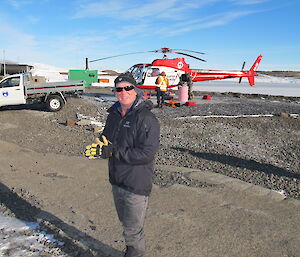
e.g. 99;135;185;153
76;119;92;126
279;112;290;118
66;120;76;126
93;126;104;133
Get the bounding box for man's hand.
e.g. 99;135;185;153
98;135;113;159
85;135;113;159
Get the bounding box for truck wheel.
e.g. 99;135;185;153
46;95;64;112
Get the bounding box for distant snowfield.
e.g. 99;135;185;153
28;63;300;97
194;75;300;97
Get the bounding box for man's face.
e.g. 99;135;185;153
115;82;137;108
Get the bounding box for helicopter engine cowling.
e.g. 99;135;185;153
151;58;190;73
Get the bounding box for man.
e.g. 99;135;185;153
186;72;194;100
86;73;160;257
180;73;194;100
155;71;169;107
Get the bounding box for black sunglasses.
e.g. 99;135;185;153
115;85;135;92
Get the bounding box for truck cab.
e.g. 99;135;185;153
0;74;27;107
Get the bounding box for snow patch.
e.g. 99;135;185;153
0;212;68;256
29;62;70;82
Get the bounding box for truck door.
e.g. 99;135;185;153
0;75;26;107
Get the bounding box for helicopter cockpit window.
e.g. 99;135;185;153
147;68;160;77
127;66;135;73
130;66;144;83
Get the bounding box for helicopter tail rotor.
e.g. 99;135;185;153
239;55;263;86
239;61;246;83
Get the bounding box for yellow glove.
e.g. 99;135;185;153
85;135;113;159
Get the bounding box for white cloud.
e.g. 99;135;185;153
120;0;178;19
72;0;124;19
113;23;150;38
2;0;287;69
27;15;40;24
230;0;268;5
70;0;269;42
157;0;220;20
72;0;219;20
163;10;255;36
7;0;33;8
70;0;260;40
0;20;38;49
36;33;112;67
0;21;47;63
0;15;108;67
39;34;108;60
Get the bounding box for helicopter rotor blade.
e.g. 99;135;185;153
90;51;147;63
174;52;206;62
173;49;205;55
90;47;206;63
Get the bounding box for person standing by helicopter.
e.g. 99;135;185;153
186;72;194;100
155;71;169;108
179;72;194;100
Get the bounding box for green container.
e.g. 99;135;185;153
69;70;98;86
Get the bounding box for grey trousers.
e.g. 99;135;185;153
112;185;148;256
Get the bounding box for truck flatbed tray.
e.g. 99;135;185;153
26;80;85;94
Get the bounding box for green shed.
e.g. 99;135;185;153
69;70;98;86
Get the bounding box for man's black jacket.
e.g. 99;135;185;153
102;98;160;196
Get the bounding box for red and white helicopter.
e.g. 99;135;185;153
90;47;263;90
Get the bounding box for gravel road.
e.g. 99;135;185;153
0;88;299;200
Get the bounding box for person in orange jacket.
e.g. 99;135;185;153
155;71;169;107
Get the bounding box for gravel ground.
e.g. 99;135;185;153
0;88;300;256
0;88;299;200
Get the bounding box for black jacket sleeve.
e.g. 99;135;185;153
101;113;115;142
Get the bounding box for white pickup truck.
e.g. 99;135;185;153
0;73;85;111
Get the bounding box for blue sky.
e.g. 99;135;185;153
0;0;299;71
